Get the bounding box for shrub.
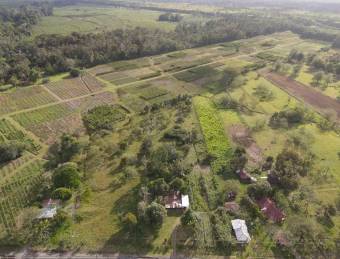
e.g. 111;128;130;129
254;83;274;101
145;202;167;228
52;188;72;201
123;212;138;229
70;68;81;77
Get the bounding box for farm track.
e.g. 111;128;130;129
262;71;340;120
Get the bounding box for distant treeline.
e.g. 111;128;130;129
1;3;340;86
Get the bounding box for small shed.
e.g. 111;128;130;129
231;219;251;243
37;198;61;220
164;191;189;209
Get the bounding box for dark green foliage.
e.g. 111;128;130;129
52;187;72;201
69;68;81;77
288;49;304;63
230;147;248;172
147;178;169;197
269;107;306;128
52;163;81;189
181;209;198;226
214;94;238;110
0;141;25;164
270;149;314;190
145;202;167;228
163;126;191;145
83;105;126;133
48;134;81;166
170;177;188;194
159;13;183;22
146;144;180;179
247;181;272;200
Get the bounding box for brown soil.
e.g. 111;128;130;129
229;124;263;165
262;72;340;120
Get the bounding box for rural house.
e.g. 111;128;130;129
164;191;189;209
231;219;251;243
257;197;285;223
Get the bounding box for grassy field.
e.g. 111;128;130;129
32;6;179;36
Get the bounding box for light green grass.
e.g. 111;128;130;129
32;6;178;36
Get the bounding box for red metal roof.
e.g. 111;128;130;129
257;198;285;223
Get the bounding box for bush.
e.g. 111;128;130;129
70;68;81;77
52;188;72;201
52;163;81;189
254;83;274;101
123;212;138;229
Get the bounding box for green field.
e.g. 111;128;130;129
32;6;178;36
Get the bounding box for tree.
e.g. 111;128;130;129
0;141;25;164
312;71;325;86
181;209;198;226
52;188;72;201
145;202;167;228
247;181;272;200
69;68;81;77
147;178;169;197
230;147;248;171
52;163;81;189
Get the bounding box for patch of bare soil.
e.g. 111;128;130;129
229;124;263;165
262;72;340;120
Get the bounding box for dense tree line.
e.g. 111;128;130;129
1;3;340;86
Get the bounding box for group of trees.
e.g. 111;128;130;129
158;13;183;22
0;141;25;164
2;3;340;86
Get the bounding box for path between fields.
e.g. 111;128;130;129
261;71;340;120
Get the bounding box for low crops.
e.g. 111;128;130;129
193;96;232;173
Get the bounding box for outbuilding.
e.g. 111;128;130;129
231;219;251;243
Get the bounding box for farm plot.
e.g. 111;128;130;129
193;96;232;173
0;86;57;115
99;67;161;85
12;92;118;144
263;72;340;119
0;119;41;154
0;153;35;180
0;159;45;235
45;74;104;99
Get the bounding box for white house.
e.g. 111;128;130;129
231;219;251;243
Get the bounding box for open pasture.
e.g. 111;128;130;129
0;86;57;116
32;5;178;36
45;74;104;99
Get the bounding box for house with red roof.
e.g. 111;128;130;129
257;197;285;223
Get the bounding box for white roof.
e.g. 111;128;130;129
181;195;190;208
231;219;251;243
37;207;57;219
